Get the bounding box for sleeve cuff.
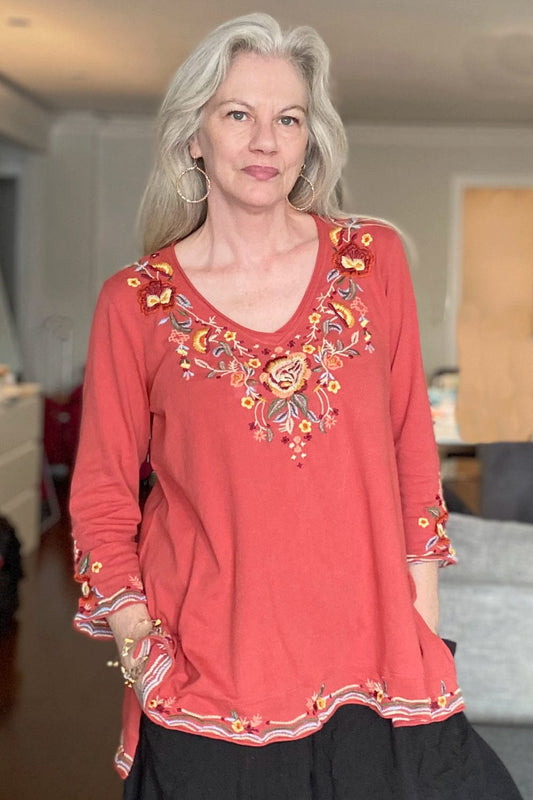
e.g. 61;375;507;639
74;585;147;639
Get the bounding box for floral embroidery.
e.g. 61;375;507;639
306;683;327;715
128;223;376;466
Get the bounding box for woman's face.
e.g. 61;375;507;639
190;52;309;212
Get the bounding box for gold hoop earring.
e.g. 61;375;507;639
288;169;315;213
176;160;211;204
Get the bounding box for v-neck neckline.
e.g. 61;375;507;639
165;214;330;345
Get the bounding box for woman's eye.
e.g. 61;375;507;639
279;116;298;127
229;110;247;121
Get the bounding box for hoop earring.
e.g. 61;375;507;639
176;160;211;204
287;168;316;213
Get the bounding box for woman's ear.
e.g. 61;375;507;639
188;134;201;160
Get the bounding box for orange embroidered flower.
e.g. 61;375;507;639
138;281;176;314
330;301;355;328
260;353;311;399
193;327;211;353
376;690;385;704
316;697;327;711
127;278;141;287
324;354;343;371
329;227;343;247
333;239;375;276
224;330;237;342
231;719;244;733
302;344;315;354
151;262;174;277
327;380;341;394
248;358;261;369
361;233;373;246
418;518;430;528
241;397;254;409
437;696;447;709
299;420;312;433
308;312;321;324
230;372;245;388
91;561;102;574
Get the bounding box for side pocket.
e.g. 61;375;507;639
134;632;177;709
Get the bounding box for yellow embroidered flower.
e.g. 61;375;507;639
327;380;341;394
127;278;141;287
180;359;191;370
299;420;312;433
316;697;327;711
176;346;188;356
151;262;174;277
330;301;355;328
232;719;244;733
329;226;343;247
224;330;237;342
193;327;210;353
449;546;456;558
308;312;321;324
361;233;373;246
302;344;315;354
437;696;447;709
418;518;430;528
376;690;385;704
248;358;261;369
148;699;159;709
241;397;254;409
91;561;102;574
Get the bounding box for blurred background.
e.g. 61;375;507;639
0;1;532;798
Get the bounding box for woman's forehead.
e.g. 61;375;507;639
213;52;307;106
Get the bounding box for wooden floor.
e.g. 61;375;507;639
0;482;124;800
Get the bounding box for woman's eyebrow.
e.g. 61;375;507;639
216;99;307;114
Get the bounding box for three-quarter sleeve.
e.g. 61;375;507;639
70;279;151;638
384;229;456;567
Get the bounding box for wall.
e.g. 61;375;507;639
18;116;533;388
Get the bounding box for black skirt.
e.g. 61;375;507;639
123;704;523;800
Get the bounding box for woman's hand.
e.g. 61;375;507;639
107;602;154;687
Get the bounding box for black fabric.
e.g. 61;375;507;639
123;705;523;800
478;442;533;524
0;515;23;635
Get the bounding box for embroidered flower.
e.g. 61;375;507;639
232;719;244;733
333;240;375;277
299;420;312;433
329;301;355;328
351;296;368;315
248;358;262;369
324;354;343;371
169;330;189;345
361;233;373;246
307;685;327;715
192;327;211;353
230;372;245;388
327;380;341;394
418;518;430;528
127;278;141;287
302;344;315;354
138;281;176;314
151;262;174;277
329;226;343;247
224;330;237;342
260;352;311;399
437;695;447;709
91;561;102;574
308;312;321;324
241;397;255;409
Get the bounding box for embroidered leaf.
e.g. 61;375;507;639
279;417;294;434
335;339;344;351
194;359;212;370
267;398;287;420
322;320;330;334
289;401;299;419
158;317;169;326
79;553;90;575
441;681;447;695
218;360;227;370
319;417;328;434
170;313;192;333
213;346;225;357
274;411;289;424
347;349;360;357
292;392;309;417
221;342;233;357
327;268;340;282
307;410;319;423
426;506;441;518
177;294;192;308
207;371;217;379
328;321;343;334
266;427;274;443
312;365;322;373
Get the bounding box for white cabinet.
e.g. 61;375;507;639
0;385;43;553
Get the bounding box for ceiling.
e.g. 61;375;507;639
2;0;533;124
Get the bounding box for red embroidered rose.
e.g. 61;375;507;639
333;240;375;276
138;280;176;314
260;352;311;399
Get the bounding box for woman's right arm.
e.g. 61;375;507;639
70;277;152;643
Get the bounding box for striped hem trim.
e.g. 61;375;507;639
74;588;147;638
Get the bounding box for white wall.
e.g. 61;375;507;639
19;115;533;388
344;124;533;374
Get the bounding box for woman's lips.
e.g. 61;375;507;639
242;165;279;180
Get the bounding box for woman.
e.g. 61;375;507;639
70;13;523;799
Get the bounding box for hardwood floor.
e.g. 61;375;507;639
0;482;124;800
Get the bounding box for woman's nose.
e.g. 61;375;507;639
249;119;277;153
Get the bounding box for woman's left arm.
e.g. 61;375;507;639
382;228;456;632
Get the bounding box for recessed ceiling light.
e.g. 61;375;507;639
6;17;31;27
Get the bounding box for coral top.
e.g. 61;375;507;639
70;216;463;778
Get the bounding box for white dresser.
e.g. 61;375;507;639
0;384;43;554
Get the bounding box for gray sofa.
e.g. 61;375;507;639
440;513;533;798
